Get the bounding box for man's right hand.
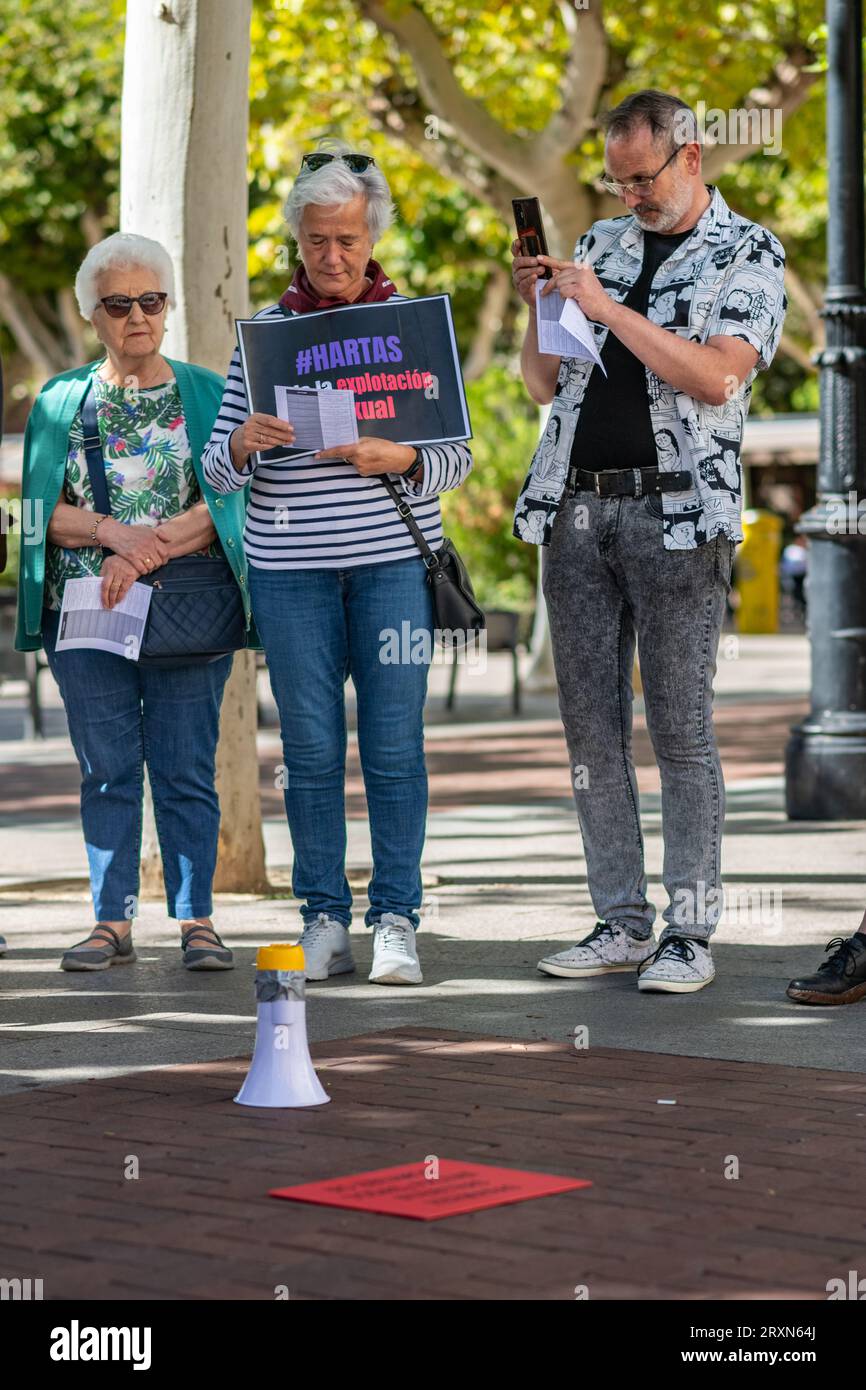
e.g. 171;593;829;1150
511;237;543;309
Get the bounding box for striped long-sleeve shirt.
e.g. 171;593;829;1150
201;300;473;569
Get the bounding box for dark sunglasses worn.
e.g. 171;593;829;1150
98;292;168;319
300;152;376;174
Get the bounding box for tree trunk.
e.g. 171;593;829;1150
121;0;266;897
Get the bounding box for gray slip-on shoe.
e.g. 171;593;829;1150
181;925;234;972
61;925;136;972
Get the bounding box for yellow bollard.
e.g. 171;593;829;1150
735;509;783;634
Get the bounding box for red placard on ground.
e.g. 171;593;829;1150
269;1159;591;1221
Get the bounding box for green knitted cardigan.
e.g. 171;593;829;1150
15;357;258;652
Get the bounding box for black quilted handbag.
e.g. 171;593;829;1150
133;554;247;668
81;382;247;668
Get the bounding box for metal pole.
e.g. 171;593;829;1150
785;0;866;818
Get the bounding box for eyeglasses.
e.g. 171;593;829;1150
97;292;168;318
300;152;376;174
597;146;683;198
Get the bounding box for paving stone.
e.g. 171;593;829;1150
1;1027;864;1299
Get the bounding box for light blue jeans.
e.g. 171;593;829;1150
543;493;735;943
42;605;231;921
249;556;433;929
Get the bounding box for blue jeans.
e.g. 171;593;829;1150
41;606;231;921
249;556;433;929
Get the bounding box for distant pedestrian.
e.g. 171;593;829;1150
780;539;808;619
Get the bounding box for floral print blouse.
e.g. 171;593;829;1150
44;376;217;609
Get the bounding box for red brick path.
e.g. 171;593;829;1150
1;1028;863;1300
0;699;805;825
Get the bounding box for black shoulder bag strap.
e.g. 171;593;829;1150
378;473;440;571
80;380;115;557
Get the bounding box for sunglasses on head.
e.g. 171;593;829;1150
300;152;376;174
97;292;168;318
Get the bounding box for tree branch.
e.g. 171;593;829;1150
535;0;608;163
463;263;511;380
368;82;520;220
783;264;823;344
778;330;818;373
57;287;90;364
358;1;534;183
0;274;71;381
701;44;819;180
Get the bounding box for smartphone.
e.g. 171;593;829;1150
512;197;552;278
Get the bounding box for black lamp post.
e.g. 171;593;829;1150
785;0;866;819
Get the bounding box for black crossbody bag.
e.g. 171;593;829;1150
80;382;247;668
379;473;485;644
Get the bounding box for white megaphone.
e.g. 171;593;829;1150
234;943;330;1108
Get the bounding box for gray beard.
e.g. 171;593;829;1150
634;180;702;234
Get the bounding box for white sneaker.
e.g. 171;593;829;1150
369;913;423;985
638;935;715;993
298;913;355;981
537;921;656;978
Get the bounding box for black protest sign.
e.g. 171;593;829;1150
235;294;472;463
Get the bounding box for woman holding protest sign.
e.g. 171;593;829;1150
202;141;473;986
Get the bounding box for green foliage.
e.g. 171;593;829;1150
441;366;539;609
0;0;124;295
0;0;832;600
247;1;513;352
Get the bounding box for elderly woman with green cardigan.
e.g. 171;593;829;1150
16;232;253;973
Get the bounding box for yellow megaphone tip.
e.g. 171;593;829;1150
257;943;305;971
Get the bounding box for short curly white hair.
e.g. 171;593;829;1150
74;232;176;319
284;138;394;245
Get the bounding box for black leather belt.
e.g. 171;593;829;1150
566;465;693;498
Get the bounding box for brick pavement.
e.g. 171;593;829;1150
1;1027;864;1301
0;698;807;823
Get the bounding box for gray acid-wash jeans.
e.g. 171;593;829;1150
543;490;735;943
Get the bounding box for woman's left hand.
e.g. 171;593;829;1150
314;437;417;476
100;554;139;610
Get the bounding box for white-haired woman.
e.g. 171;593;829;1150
16;232;255;972
202;144;472;986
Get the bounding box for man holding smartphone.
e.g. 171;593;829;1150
512;90;787;993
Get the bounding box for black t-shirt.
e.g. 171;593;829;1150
569;226;692;471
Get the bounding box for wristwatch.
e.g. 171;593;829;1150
402;450;424;484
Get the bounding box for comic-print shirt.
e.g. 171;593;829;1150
513;184;787;550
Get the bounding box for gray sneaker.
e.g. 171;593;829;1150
638;935;715;993
299;914;356;981
61;925;136;972
537;921;656;978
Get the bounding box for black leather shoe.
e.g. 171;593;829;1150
786;934;866;1005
